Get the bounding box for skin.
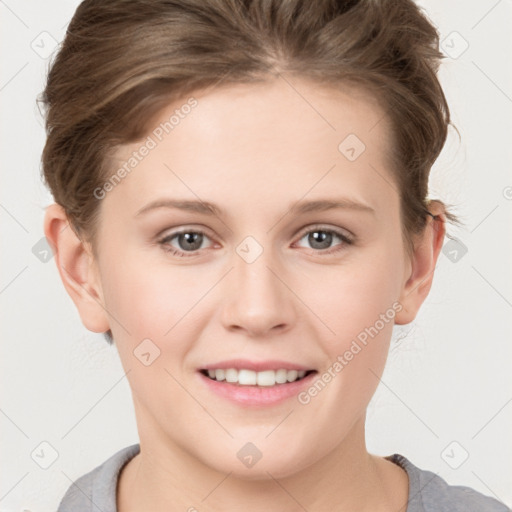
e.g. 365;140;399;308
45;77;446;511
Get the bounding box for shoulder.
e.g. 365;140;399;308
57;443;140;512
386;454;510;512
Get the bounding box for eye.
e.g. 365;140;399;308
158;229;214;257
294;225;353;255
158;225;354;258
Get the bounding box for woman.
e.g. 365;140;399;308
40;0;508;510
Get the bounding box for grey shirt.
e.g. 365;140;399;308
57;444;509;511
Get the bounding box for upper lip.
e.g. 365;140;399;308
200;359;315;372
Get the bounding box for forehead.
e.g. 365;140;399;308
106;77;396;217
160;77;391;159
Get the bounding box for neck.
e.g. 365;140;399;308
117;414;408;512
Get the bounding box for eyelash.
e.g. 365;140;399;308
158;225;354;258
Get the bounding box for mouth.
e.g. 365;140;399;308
199;368;316;386
197;361;318;407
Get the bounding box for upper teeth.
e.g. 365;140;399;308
206;368;307;386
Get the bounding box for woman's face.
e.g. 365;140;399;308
91;78;414;478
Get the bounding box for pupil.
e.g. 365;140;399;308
181;232;202;250
309;231;331;249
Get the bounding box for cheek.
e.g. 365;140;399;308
304;254;403;345
310;245;404;398
100;256;203;406
298;245;403;403
100;250;205;338
99;249;221;391
296;265;398;431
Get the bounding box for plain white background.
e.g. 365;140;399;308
1;1;511;510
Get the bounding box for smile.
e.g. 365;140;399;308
197;360;319;407
200;368;315;386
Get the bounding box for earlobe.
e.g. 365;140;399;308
395;203;447;325
43;203;110;333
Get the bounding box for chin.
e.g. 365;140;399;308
200;443;316;481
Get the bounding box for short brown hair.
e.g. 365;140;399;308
39;0;459;343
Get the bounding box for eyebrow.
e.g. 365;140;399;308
135;198;375;218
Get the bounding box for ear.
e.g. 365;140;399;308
43;203;110;333
395;201;447;325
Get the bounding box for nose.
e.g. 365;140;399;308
220;245;296;338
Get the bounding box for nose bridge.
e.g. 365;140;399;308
220;235;295;335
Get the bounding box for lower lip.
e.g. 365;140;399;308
198;371;317;407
